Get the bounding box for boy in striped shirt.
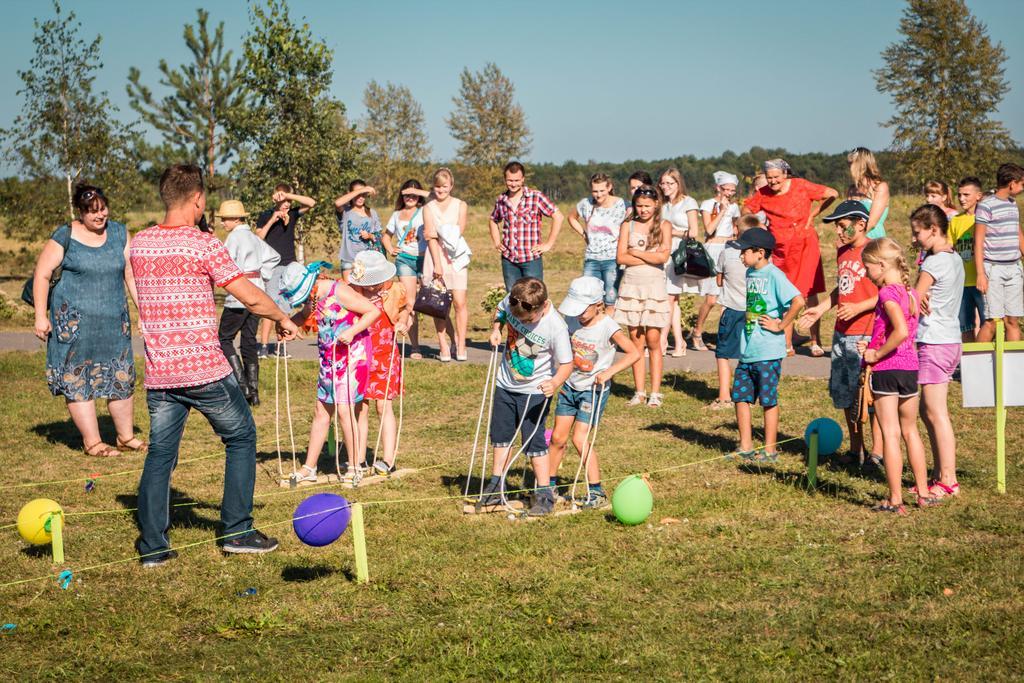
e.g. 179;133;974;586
974;163;1024;342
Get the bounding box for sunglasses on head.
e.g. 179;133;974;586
509;296;539;312
634;187;657;198
81;189;106;203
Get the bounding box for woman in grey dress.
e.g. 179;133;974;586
31;185;144;457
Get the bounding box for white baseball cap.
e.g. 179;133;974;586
558;276;605;317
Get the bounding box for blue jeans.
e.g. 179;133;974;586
582;258;619;305
501;257;544;291
137;375;257;555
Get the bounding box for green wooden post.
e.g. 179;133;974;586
807;431;819;491
49;513;64;565
995;320;1006;494
351;503;369;584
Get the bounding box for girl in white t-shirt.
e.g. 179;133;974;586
423;168;470;361
383;179;427;358
694;171;741;351
549;276;640;507
659;168;700;357
912;204;965;500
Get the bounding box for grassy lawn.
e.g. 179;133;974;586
0;350;1022;679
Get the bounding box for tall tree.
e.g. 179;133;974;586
875;0;1014;184
126;9;249;189
1;1;141;240
233;0;359;261
446;63;531;166
359;80;431;197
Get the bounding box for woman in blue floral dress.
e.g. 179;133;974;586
31;185;144;457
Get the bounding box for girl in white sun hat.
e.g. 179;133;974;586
348;250;413;476
282;261;379;485
548;276;640;507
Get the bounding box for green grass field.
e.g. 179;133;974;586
0;349;1022;679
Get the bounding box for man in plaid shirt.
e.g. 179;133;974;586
489;161;564;289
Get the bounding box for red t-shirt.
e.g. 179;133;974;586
130;225;243;389
835;242;877;336
744;178;830;237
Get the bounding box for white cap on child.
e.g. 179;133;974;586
558;276;605;317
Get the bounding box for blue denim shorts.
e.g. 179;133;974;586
959;285;985;333
555;383;610;425
582;258;619;305
715;307;745;359
395;253;424;278
731;359;782;407
829;332;869;409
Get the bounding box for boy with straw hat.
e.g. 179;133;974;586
217;199;281;406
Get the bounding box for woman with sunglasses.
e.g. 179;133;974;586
31;184;144;457
383;179;428;359
613;185;672;407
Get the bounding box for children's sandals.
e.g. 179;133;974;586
916;495;944;509
292;465;317;483
871;501;908;515
647;393;664;408
930;480;960;498
627;392;647;407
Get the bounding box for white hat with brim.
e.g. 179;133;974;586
348;250;396;287
558;275;605;317
279;261;331;308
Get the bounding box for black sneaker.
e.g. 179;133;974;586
528;489;556;517
476;479;502;508
141;549;178;569
222;529;279;555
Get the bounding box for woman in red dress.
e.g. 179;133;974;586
743;158;838;354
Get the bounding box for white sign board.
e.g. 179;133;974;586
961;349;1024;408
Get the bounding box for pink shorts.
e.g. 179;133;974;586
917;343;961;385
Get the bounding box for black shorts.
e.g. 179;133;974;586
869;369;919;399
490;387;552;457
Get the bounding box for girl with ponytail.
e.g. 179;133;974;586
858;237;940;513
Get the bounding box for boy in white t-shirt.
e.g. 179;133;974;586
548;276;640;507
479;277;573;516
710;213;757;409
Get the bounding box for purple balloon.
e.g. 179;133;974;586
293;493;351;547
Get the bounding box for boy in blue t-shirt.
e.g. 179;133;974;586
728;228;805;462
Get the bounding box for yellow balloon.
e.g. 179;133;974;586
17;498;63;546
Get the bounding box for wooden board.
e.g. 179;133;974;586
279;467;417;489
461;499;525;515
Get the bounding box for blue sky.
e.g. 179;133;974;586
1;0;1021;166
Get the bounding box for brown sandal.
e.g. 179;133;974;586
84;441;122;457
116;436;148;454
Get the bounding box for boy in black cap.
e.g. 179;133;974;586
729;228;804;461
798;201;881;466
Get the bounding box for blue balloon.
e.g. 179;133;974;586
293;493;351;547
805;417;843;456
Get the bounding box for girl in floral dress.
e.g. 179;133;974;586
282;262;378;484
348;251;412;475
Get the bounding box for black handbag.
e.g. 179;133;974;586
671;239;688;276
22;226;73;308
683;238;717;278
413;281;453;319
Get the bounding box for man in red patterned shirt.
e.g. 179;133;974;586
489;161;564;290
130;165;301;567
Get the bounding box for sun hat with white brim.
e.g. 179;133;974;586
279;261;332;308
558;276;605;317
713;171;739;187
215;199;249;218
348;250;396;287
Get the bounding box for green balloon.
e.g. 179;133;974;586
611;475;653;525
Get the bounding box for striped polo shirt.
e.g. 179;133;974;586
976;195;1022;263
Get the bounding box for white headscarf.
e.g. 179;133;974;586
713;171;739;187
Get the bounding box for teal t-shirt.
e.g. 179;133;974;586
741;263;800;363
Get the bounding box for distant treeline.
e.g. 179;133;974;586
524;147;1024;202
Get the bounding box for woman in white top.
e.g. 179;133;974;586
423;167;470;362
659;167;700;357
383;179;428;359
692;171;741;351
